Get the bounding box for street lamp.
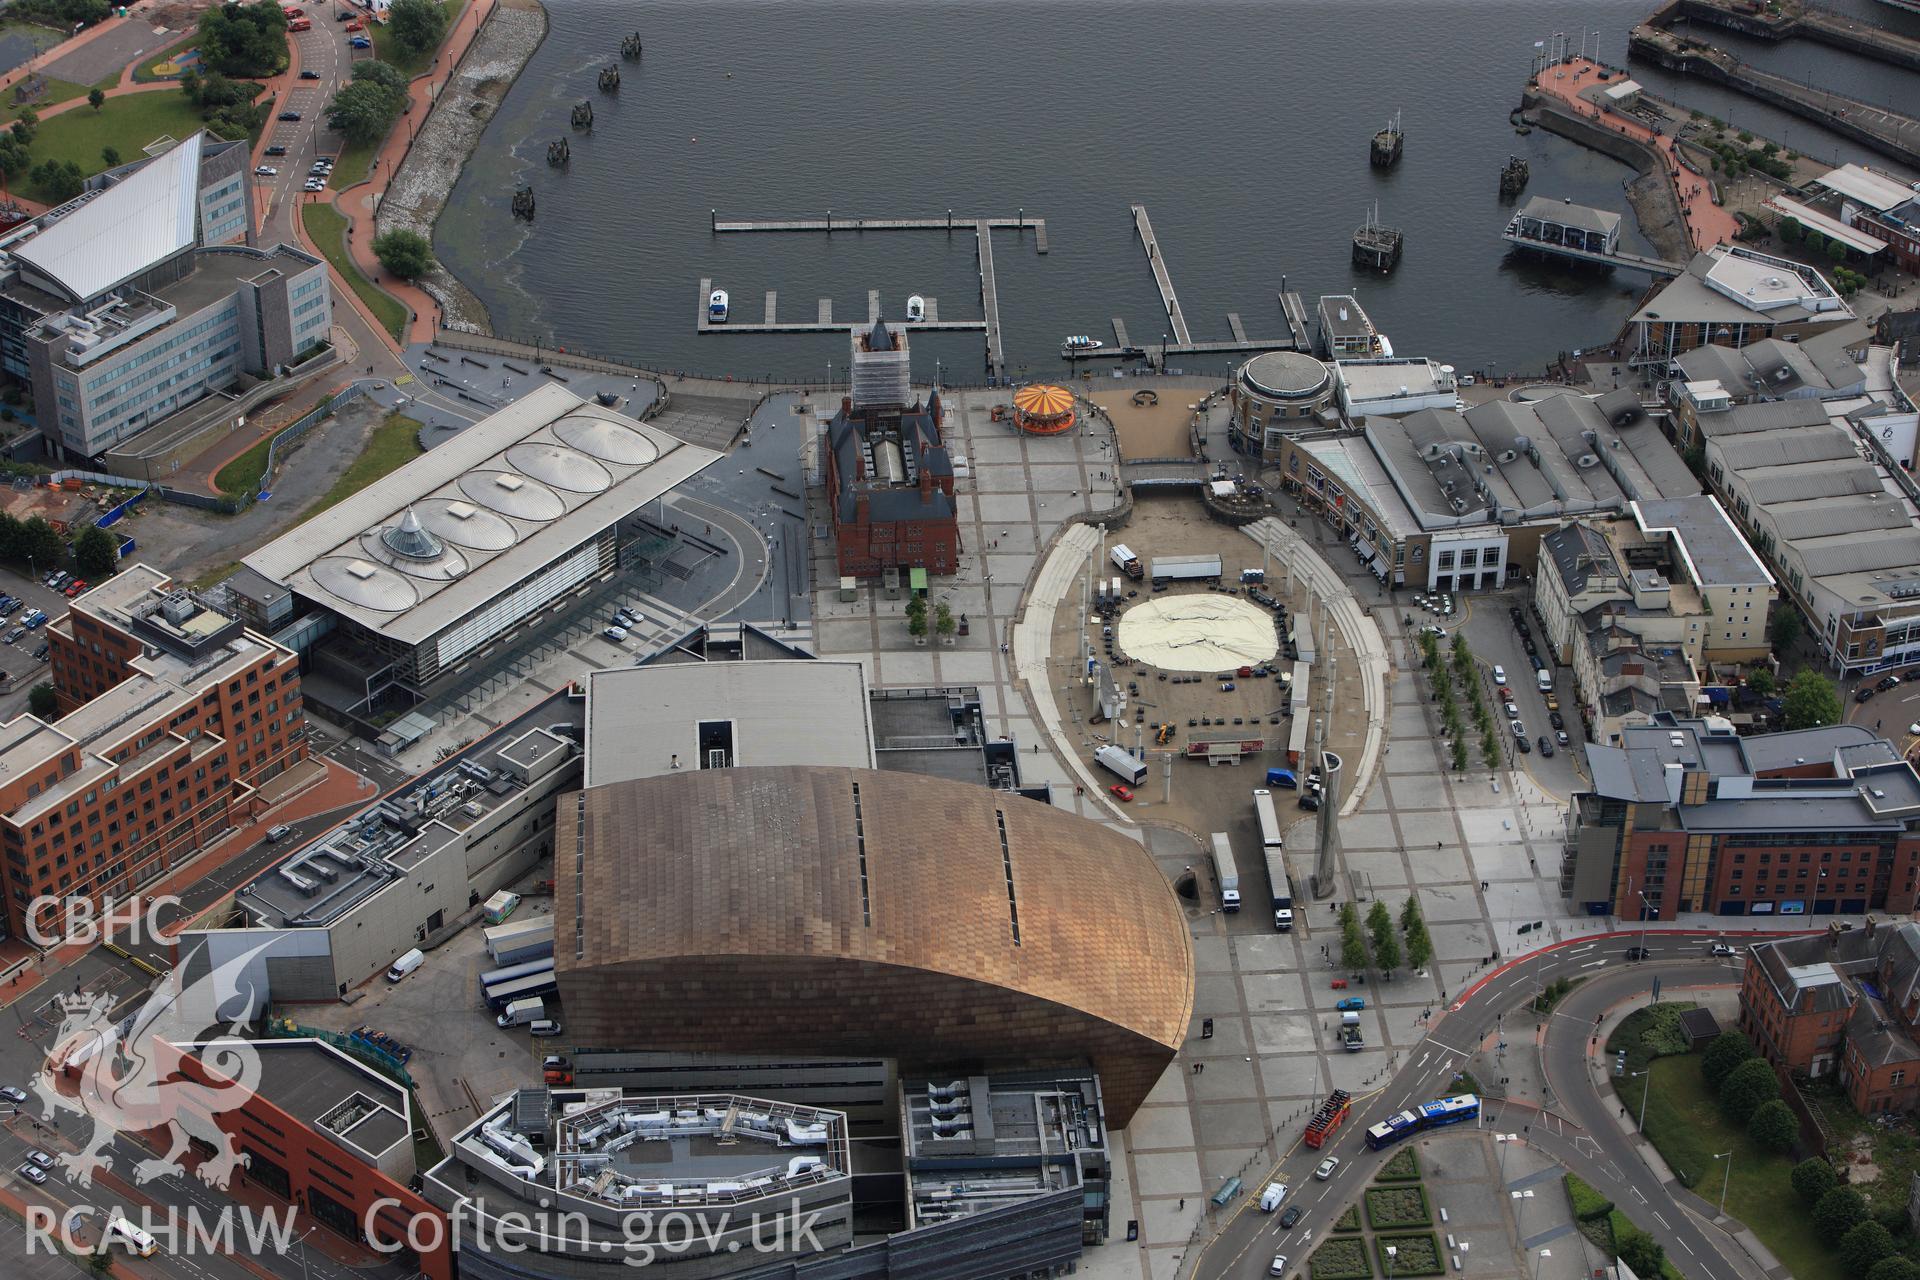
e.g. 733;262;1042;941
1629;1068;1651;1133
1637;889;1655;956
1384;1244;1398;1280
1531;1248;1552;1280
1713;1150;1733;1216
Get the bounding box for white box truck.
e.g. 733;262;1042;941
1111;544;1143;579
496;997;544;1028
1264;846;1294;931
1095;745;1147;785
1209;832;1242;912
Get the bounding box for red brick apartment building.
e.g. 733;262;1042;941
1741;919;1920;1117
0;565;305;941
162;1038;450;1280
1562;712;1920;920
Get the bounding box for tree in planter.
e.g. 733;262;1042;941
1480;726;1502;769
1813;1186;1867;1245
73;526;119;580
1449;737;1469;773
934;601;955;642
1450;634;1473;678
1367;900;1400;973
905;596;927;641
1700;1030;1757;1093
1790;1157;1837;1207
1402;897;1434;972
1747;1098;1796;1152
1339;902;1370;972
28;683;55;718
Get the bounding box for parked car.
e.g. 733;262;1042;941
278;111;302;121
1334;997;1365;1011
1298;791;1320;811
1492;665;1507;684
1314;1155;1340;1180
603;626;629;642
2;628;20;645
1549;710;1565;730
265;145;288;156
266;824;294;843
1515;734;1531;754
1538;735;1554;758
1529;654;1547;671
254;165;278;176
349;35;371;47
24;1150;51;1169
17;1163;45;1184
0;1085;27;1104
63;580;86;597
1108;784;1133;802
1502;701;1519;718
1857;687;1878;704
299;70;320;79
529;1019;563;1038
1878;675;1903;692
1556;730;1570;747
33;644;47;662
304;179;327;191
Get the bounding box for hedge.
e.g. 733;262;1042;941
1376;1147;1422;1182
1366;1185;1433;1230
1377;1233;1445;1277
1310;1236;1374;1280
1334;1204;1363;1233
1565;1172;1614;1221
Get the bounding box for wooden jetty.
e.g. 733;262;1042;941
712;213;1048;253
697;279;982;335
1279;292;1310;350
976;222;1007;381
1131;204;1193;346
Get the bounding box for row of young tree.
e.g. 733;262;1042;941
0;514;119;580
1337;895;1432;977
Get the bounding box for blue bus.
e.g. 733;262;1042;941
1365;1094;1479;1149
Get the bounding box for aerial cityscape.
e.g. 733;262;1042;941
0;1;1914;1279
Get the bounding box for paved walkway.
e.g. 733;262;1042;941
1530;57;1741;252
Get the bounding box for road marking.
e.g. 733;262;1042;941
1581;959;1607;969
1631;1185;1646;1202
1426;1039;1470;1057
1676;1238;1695;1255
1652;1211;1669;1229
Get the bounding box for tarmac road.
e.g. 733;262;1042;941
1191;930;1779;1280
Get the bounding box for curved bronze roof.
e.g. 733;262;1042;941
556;766;1194;1121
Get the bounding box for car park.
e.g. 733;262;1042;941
1314;1155;1340;1180
1108;784;1133;802
1538;735;1554;758
254;165;277;176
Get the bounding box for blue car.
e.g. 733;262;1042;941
349;35;371;48
1335;997;1366;1011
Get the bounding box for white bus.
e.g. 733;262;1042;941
1252;788;1283;850
105;1217;157;1257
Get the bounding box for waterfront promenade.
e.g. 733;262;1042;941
1529;57;1739;253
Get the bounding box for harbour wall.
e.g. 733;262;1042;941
1665;0;1920;74
1519;92;1694;265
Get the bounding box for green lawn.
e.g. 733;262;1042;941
301;201;408;340
330;134;378;189
1;77;91;125
19;91;226;199
1613;1053;1835;1280
305;412;422;516
369;0;470;76
214;434;275;499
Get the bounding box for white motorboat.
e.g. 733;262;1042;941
1061;335;1104;358
708;289;729;323
906;295;926;322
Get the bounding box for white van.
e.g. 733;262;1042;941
385;948;424;982
497;997;544;1028
1536;668;1553;693
1259;1182;1289;1213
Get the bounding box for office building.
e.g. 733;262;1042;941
1563;712;1920;919
0;133;330;462
0;566;303;942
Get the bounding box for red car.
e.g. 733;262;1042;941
63;580;87;597
1108;784;1133;802
345;18;364;29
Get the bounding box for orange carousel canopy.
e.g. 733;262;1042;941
1012;384;1076;434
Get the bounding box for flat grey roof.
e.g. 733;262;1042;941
182;1039;410;1162
243;384;721;646
583;660;875;789
1631;496;1772;588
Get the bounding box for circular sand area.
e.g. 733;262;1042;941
1117;595;1278;671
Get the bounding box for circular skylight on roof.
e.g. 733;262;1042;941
413;497;517;551
504;442;613;494
552;413;660;466
458;470;566;522
310;556;419;612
